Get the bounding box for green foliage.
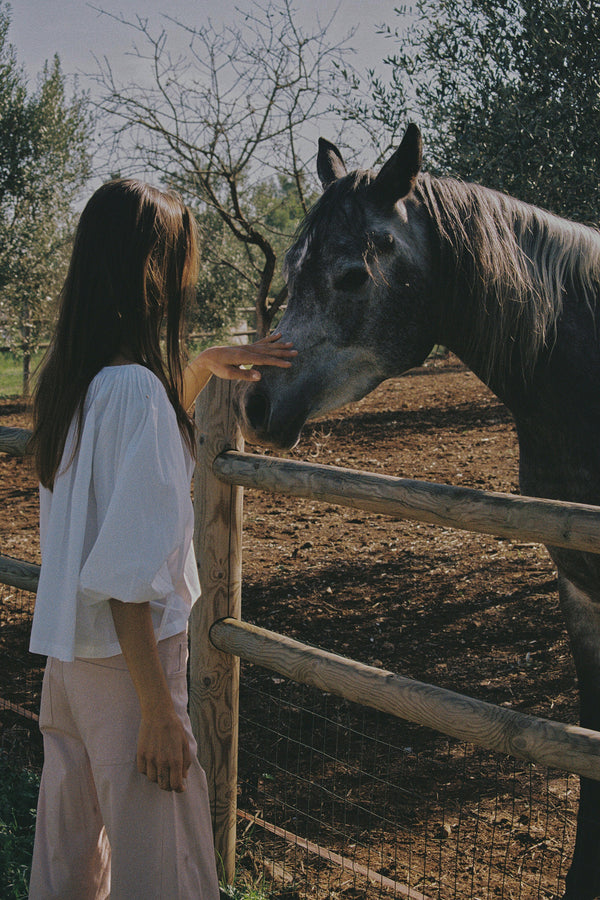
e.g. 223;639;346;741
220;884;271;900
192;205;254;336
0;755;39;899
254;174;317;296
191;175;317;335
0;2;92;374
370;0;600;222
0;349;43;397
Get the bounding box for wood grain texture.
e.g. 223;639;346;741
190;378;243;884
211;617;600;782
0;555;39;592
0;426;31;457
214;450;600;553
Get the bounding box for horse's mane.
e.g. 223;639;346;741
287;169;600;385
416;173;600;382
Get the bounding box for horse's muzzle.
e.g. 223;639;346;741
234;381;306;450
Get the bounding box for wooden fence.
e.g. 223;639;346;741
191;378;600;885
4;380;600;888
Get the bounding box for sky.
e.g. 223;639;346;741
9;0;403;181
10;0;398;86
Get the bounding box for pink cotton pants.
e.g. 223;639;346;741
29;632;220;900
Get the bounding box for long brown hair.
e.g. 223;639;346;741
31;178;198;489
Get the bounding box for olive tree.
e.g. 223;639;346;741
352;0;600;222
0;4;92;393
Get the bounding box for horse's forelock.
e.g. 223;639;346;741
287;170;375;275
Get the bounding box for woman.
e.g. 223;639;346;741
27;178;295;899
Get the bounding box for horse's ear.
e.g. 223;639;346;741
371;124;423;207
317;138;348;190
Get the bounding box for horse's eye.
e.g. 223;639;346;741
334;267;369;292
371;232;395;253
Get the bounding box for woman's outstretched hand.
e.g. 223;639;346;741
199;333;296;381
183;333;297;408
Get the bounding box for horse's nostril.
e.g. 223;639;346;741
245;389;270;432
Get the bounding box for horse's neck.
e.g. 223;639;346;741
430;180;600;401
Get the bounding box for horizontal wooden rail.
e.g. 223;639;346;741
0;698;39;722
0;430;37;592
214;450;600;553
210;617;600;782
0;555;39;592
0;425;31;457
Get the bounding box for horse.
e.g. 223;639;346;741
236;124;600;898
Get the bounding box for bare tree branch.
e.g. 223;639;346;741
92;0;357;335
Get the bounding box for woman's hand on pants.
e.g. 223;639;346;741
137;709;192;792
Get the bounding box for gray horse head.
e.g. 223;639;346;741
237;124;438;449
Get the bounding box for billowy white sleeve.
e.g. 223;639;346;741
79;370;193;605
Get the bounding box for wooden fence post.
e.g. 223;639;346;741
189;377;243;886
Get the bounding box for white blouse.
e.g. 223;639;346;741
30;364;200;662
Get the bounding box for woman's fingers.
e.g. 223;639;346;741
243;352;295;367
142;757;158;784
140;754;185;792
137;721;189;792
249;334;295;356
238;342;297;366
139;755;186;792
254;331;286;345
198;335;298;383
165;758;185;793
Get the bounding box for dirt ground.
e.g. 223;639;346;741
0;357;580;898
239;360;574;724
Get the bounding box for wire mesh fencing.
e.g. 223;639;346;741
0;582;42;769
0;580;586;898
236;662;578;900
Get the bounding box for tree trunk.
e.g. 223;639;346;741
21;302;31;397
22;347;31;397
